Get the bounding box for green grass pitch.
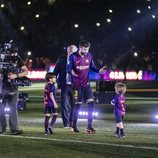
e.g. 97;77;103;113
0;82;158;158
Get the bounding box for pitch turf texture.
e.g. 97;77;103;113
0;82;158;158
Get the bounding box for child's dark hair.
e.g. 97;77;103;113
79;40;90;48
45;72;56;82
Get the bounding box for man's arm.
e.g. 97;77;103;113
90;58;99;73
67;54;78;77
8;65;28;79
90;55;106;74
18;65;28;77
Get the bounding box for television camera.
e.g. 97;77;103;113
0;40;31;86
0;40;31;104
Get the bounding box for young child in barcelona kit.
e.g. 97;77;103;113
43;72;58;135
111;82;127;138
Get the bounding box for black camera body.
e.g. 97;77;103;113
0;40;31;87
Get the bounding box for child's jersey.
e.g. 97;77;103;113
44;83;56;107
67;51;99;88
111;94;126;116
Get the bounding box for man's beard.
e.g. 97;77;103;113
81;52;85;55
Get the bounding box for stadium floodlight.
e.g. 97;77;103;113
1;4;4;8
107;19;111;23
152;15;156;19
134;52;138;57
74;24;79;28
128;27;132;31
35;14;40;18
27;51;31;56
27;1;31;5
109;9;113;13
20;26;25;31
96;23;101;27
137;10;141;14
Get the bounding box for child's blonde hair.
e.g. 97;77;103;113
115;82;126;94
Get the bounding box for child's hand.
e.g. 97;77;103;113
54;103;58;109
111;100;115;105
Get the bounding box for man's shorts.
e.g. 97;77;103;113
74;85;94;104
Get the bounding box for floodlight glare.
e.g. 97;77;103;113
107;19;111;23
74;24;79;28
27;1;31;5
27;51;31;56
155;115;158;119
109;9;113;13
137;10;141;14
1;4;4;8
96;23;100;27
128;27;132;31
20;26;25;31
134;52;138;57
152;15;156;19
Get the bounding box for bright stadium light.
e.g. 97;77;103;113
20;26;25;31
27;51;31;56
152;15;156;19
147;6;151;9
35;14;40;18
109;9;113;13
134;52;138;57
1;3;4;8
107;18;111;23
128;27;132;31
137;9;141;14
96;22;101;27
155;115;158;119
74;24;79;28
27;1;31;5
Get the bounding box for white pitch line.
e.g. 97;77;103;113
0;134;158;151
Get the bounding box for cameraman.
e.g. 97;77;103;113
0;47;28;135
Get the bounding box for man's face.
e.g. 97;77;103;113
79;46;90;55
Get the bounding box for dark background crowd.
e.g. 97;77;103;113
0;0;158;71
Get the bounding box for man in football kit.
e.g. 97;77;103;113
67;40;106;133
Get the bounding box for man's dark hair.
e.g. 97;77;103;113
45;72;56;81
79;40;90;48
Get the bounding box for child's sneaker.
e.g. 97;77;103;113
114;132;120;138
48;127;53;134
86;127;96;134
44;130;48;135
120;134;125;138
